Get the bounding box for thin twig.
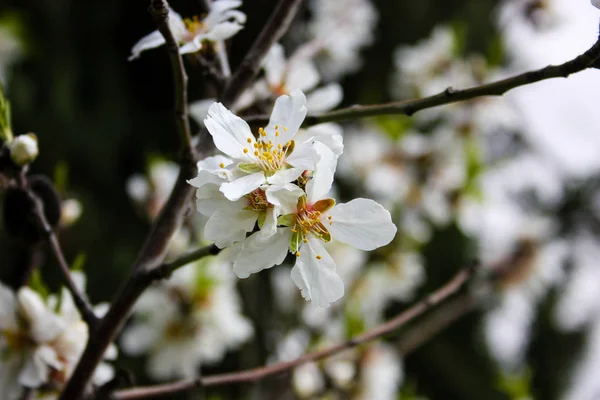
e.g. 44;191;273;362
113;265;477;399
149;0;194;157
147;244;221;281
220;0;305;107
244;38;600;127
28;190;99;330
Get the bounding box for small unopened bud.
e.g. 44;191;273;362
60;198;83;227
9;133;38;166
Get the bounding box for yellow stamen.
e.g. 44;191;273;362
316;255;322;260
295;251;301;257
219;163;225;168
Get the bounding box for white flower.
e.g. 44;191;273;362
232;145;397;307
128;1;246;60
9;133;38;166
0;273;114;399
121;256;253;380
355;344;403;400
235;43;343;113
200;89;319;201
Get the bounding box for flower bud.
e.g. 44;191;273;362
9;133;38;166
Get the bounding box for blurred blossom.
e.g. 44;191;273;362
0;272;115;399
60;198;83;227
234;43;343;113
126;160;179;220
355;344;403;400
9;133;38;166
307;0;378;79
128;2;246;60
120;255;253;380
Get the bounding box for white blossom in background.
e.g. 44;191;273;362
126;159;179;219
307;0;378;79
121;256;253;380
0;273;115;399
355;344;403;400
234;43;343;113
128;1;246;60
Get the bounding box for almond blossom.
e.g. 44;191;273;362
128;1;246;61
232;143;397;307
199;90;327;201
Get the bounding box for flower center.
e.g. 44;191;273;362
245;189;271;212
246;126;294;174
183;15;206;36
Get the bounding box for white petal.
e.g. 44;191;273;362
290;238;344;307
264;43;286;88
120;323;159;355
309;124;344;157
306;142;336;203
220;171;265;201
196;183;246;216
128;30;166;61
287;60;320;93
166;8;188;38
305;83;343;113
265;90;308;143
326;199;397;251
256;207;278;240
205;102;256;160
266;183;304;215
205;209;257;248
189;99;215;125
204;0;243;27
0;283;17;331
206;22;244;41
179;39;203;55
17;288;64;343
233;228;292;278
197;155;233;172
267;168;304;185
286;143;316;171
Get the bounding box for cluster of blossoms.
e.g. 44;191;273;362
121;256;253;380
0;273;115;399
188;89;397;307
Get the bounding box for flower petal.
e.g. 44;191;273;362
305;83;343;112
206;22;244;41
265;90;308;144
290;238;344;307
267;168;304;186
205;209;257;248
264;43;286;88
204;0;243;27
205;102;256;160
189;99;216;125
306;142;336;203
266;183;304;215
220;171;265;201
286;142;316;171
287;59;320;93
326;199;397;251
233;228;292;278
17;288;64;343
128;31;166;61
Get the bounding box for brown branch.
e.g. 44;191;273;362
28;190;99;330
219;0;305;107
147;244;221;281
149;0;194;157
244;38;600;127
112;264;477;399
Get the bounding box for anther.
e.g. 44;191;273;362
247;138;252;143
316;255;322;260
295;251;300;257
219;163;225;168
243;148;248;154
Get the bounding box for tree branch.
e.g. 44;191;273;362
219;0;304;107
147;244;221;281
28;190;99;330
245;38;600;127
149;0;194;157
112;264;477;399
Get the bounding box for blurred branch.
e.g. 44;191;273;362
28;189;99;330
147;244;221;281
149;0;194;158
220;0;304;107
245;38;600;127
112;263;477;399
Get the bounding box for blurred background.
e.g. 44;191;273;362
2;0;600;399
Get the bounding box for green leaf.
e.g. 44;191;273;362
70;252;87;271
277;213;295;227
0;83;13;143
28;270;49;300
54;161;69;193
